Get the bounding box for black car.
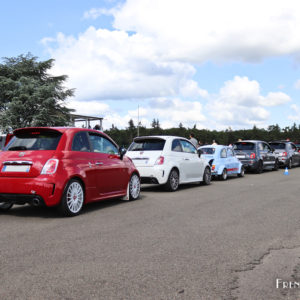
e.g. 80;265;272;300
232;140;279;173
269;140;300;168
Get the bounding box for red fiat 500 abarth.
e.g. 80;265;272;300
0;127;140;216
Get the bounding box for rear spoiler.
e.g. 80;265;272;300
133;136;165;142
13;127;62;137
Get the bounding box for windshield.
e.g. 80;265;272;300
128;139;165;151
6;131;62;151
233;142;255;151
200;147;215;154
269;143;286;150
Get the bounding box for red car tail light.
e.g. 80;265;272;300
212;165;216;171
155;156;164;165
282;152;287;157
250;153;256;159
41;159;59;175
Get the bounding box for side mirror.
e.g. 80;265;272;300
119;147;127;160
197;149;203;157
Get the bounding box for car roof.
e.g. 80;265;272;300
133;135;189;141
234;140;264;143
269;140;292;144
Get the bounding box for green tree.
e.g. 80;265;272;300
0;53;74;132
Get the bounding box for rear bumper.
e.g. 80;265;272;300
136;166;168;185
239;159;259;170
0;177;63;207
278;157;288;165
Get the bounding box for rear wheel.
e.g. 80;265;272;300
256;160;263;174
202;167;211;185
59;179;84;217
273;159;279;171
219;168;227;180
0;203;13;211
287;158;292;169
165;169;179;192
238;166;245;177
128;173;140;200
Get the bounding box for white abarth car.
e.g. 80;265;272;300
126;136;211;191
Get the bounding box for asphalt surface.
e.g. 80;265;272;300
1;168;300;300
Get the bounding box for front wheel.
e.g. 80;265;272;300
287;158;292;169
0;203;13;211
128;173;140;200
202;167;211;185
59;179;84;217
165;169;179;192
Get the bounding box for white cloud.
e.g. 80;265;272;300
288;104;300;121
44;27;206;102
111;0;300;63
206;76;290;129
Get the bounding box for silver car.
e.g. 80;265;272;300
269;141;300;168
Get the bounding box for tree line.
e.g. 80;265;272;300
105;120;300;148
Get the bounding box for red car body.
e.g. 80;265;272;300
0;127;140;215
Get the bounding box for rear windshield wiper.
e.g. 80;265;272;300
8;146;28;151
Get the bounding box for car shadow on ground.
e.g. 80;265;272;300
0;194;147;219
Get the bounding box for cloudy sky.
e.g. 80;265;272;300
1;0;300;130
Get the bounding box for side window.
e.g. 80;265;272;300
172;139;183;152
89;133;118;154
227;148;234;157
220;148;227;158
180;140;197;154
72;132;91;152
291;143;296;151
263;143;271;152
258;143;264;151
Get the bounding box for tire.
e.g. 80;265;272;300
287;158;292;169
59;179;84;217
238;166;245;177
0;203;13;211
273;159;279;171
219;168;227;180
202;167;211;185
256;160;263;174
165;169;179;192
128;173;140;200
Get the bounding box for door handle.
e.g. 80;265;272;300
95;162;104;165
184;158;190;161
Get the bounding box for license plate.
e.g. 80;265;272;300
2;165;31;172
236;155;245;159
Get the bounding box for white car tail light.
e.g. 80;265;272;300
155;156;164;165
41;159;59;175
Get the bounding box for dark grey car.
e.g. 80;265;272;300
269;141;300;169
232;140;279;173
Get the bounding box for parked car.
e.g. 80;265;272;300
269;140;300;168
126;136;211;191
0;127;140;216
232;140;279;173
198;145;244;180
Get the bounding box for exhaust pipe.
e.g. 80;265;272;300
32;197;40;207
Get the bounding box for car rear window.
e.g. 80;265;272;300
128;139;165;151
269;143;286;150
200;147;215;154
6;130;62;151
233;142;255;151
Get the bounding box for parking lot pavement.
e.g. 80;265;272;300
1;168;300;299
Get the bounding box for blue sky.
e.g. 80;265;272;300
1;0;300;130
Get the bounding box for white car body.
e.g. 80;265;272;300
126;136;211;189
